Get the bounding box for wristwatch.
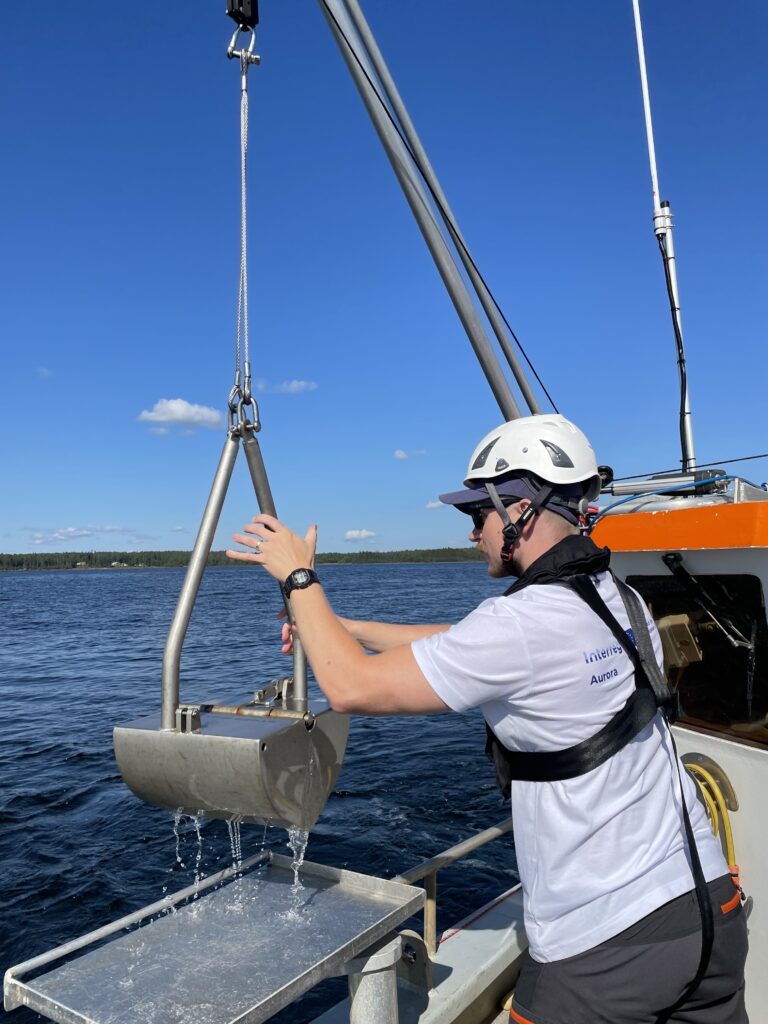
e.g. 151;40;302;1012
283;567;320;597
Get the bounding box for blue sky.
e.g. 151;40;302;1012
1;2;766;554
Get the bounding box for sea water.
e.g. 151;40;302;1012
0;563;517;1024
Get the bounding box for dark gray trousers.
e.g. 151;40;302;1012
511;874;748;1024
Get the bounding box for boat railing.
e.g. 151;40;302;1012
395;817;515;955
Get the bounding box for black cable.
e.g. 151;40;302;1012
613;452;768;483
320;0;559;413
656;232;690;468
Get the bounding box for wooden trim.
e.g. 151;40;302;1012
593;502;768;552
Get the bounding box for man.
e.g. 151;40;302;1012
228;414;748;1023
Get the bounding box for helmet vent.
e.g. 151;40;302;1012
494;458;509;472
471;437;499;471
540;439;574;468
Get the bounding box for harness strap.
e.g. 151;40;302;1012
614;576;681;719
655;734;715;1022
490;571;713;1020
492;688;659;783
580;582;715;1017
600;583;714;1016
570;575;679;719
493;574;664;785
572;593;713;1023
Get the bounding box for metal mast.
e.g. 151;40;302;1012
632;0;696;470
319;0;540;421
341;0;542;416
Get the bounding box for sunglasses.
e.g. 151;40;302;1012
470;509;490;532
469;500;520;533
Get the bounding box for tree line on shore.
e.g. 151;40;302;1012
0;548;483;571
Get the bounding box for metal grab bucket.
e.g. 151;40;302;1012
112;429;349;832
114;696;349;830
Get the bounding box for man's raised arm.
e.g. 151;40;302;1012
338;618;450;652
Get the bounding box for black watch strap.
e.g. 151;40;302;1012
283;567;320;597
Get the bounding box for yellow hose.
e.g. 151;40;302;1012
685;762;736;866
696;782;720;837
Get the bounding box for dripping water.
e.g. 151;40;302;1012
287;826;309;891
192;815;203;900
282;826;310;920
173;812;184;869
227;817;243;871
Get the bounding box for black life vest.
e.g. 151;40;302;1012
484;533;678;795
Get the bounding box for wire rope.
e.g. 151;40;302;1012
320;0;558;413
235;51;252;395
612;453;768;484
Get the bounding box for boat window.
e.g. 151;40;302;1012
626;573;768;748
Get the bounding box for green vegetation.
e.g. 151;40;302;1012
316;548;483;564
0;548;483;571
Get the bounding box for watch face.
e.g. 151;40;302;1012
293;570;311;586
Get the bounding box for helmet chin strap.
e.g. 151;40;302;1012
485;481;554;568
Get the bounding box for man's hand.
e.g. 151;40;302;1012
227;517;450;715
227;514;317;584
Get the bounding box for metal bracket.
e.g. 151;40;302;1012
396;928;432;991
254;676;294;705
175;705;202;734
682;752;739;811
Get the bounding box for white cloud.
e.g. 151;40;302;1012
345;529;377;541
171;525;187;533
32;527;94;544
27;524;136;546
252;378;318;395
150;426;169;436
394;448;428;460
273;379;318;394
138;398;223;430
425;500;443;509
37;367;53;379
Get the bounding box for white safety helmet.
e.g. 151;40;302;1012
439;415;602;569
464;415;601;501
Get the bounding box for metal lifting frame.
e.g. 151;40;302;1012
161;410;308;731
319;0;540;422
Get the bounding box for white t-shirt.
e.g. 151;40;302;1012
411;571;727;962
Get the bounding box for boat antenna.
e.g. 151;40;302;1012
632;0;696;471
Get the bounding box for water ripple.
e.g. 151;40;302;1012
0;564;516;1024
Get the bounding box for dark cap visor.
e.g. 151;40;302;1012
439;478;537;512
439;476;583;525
